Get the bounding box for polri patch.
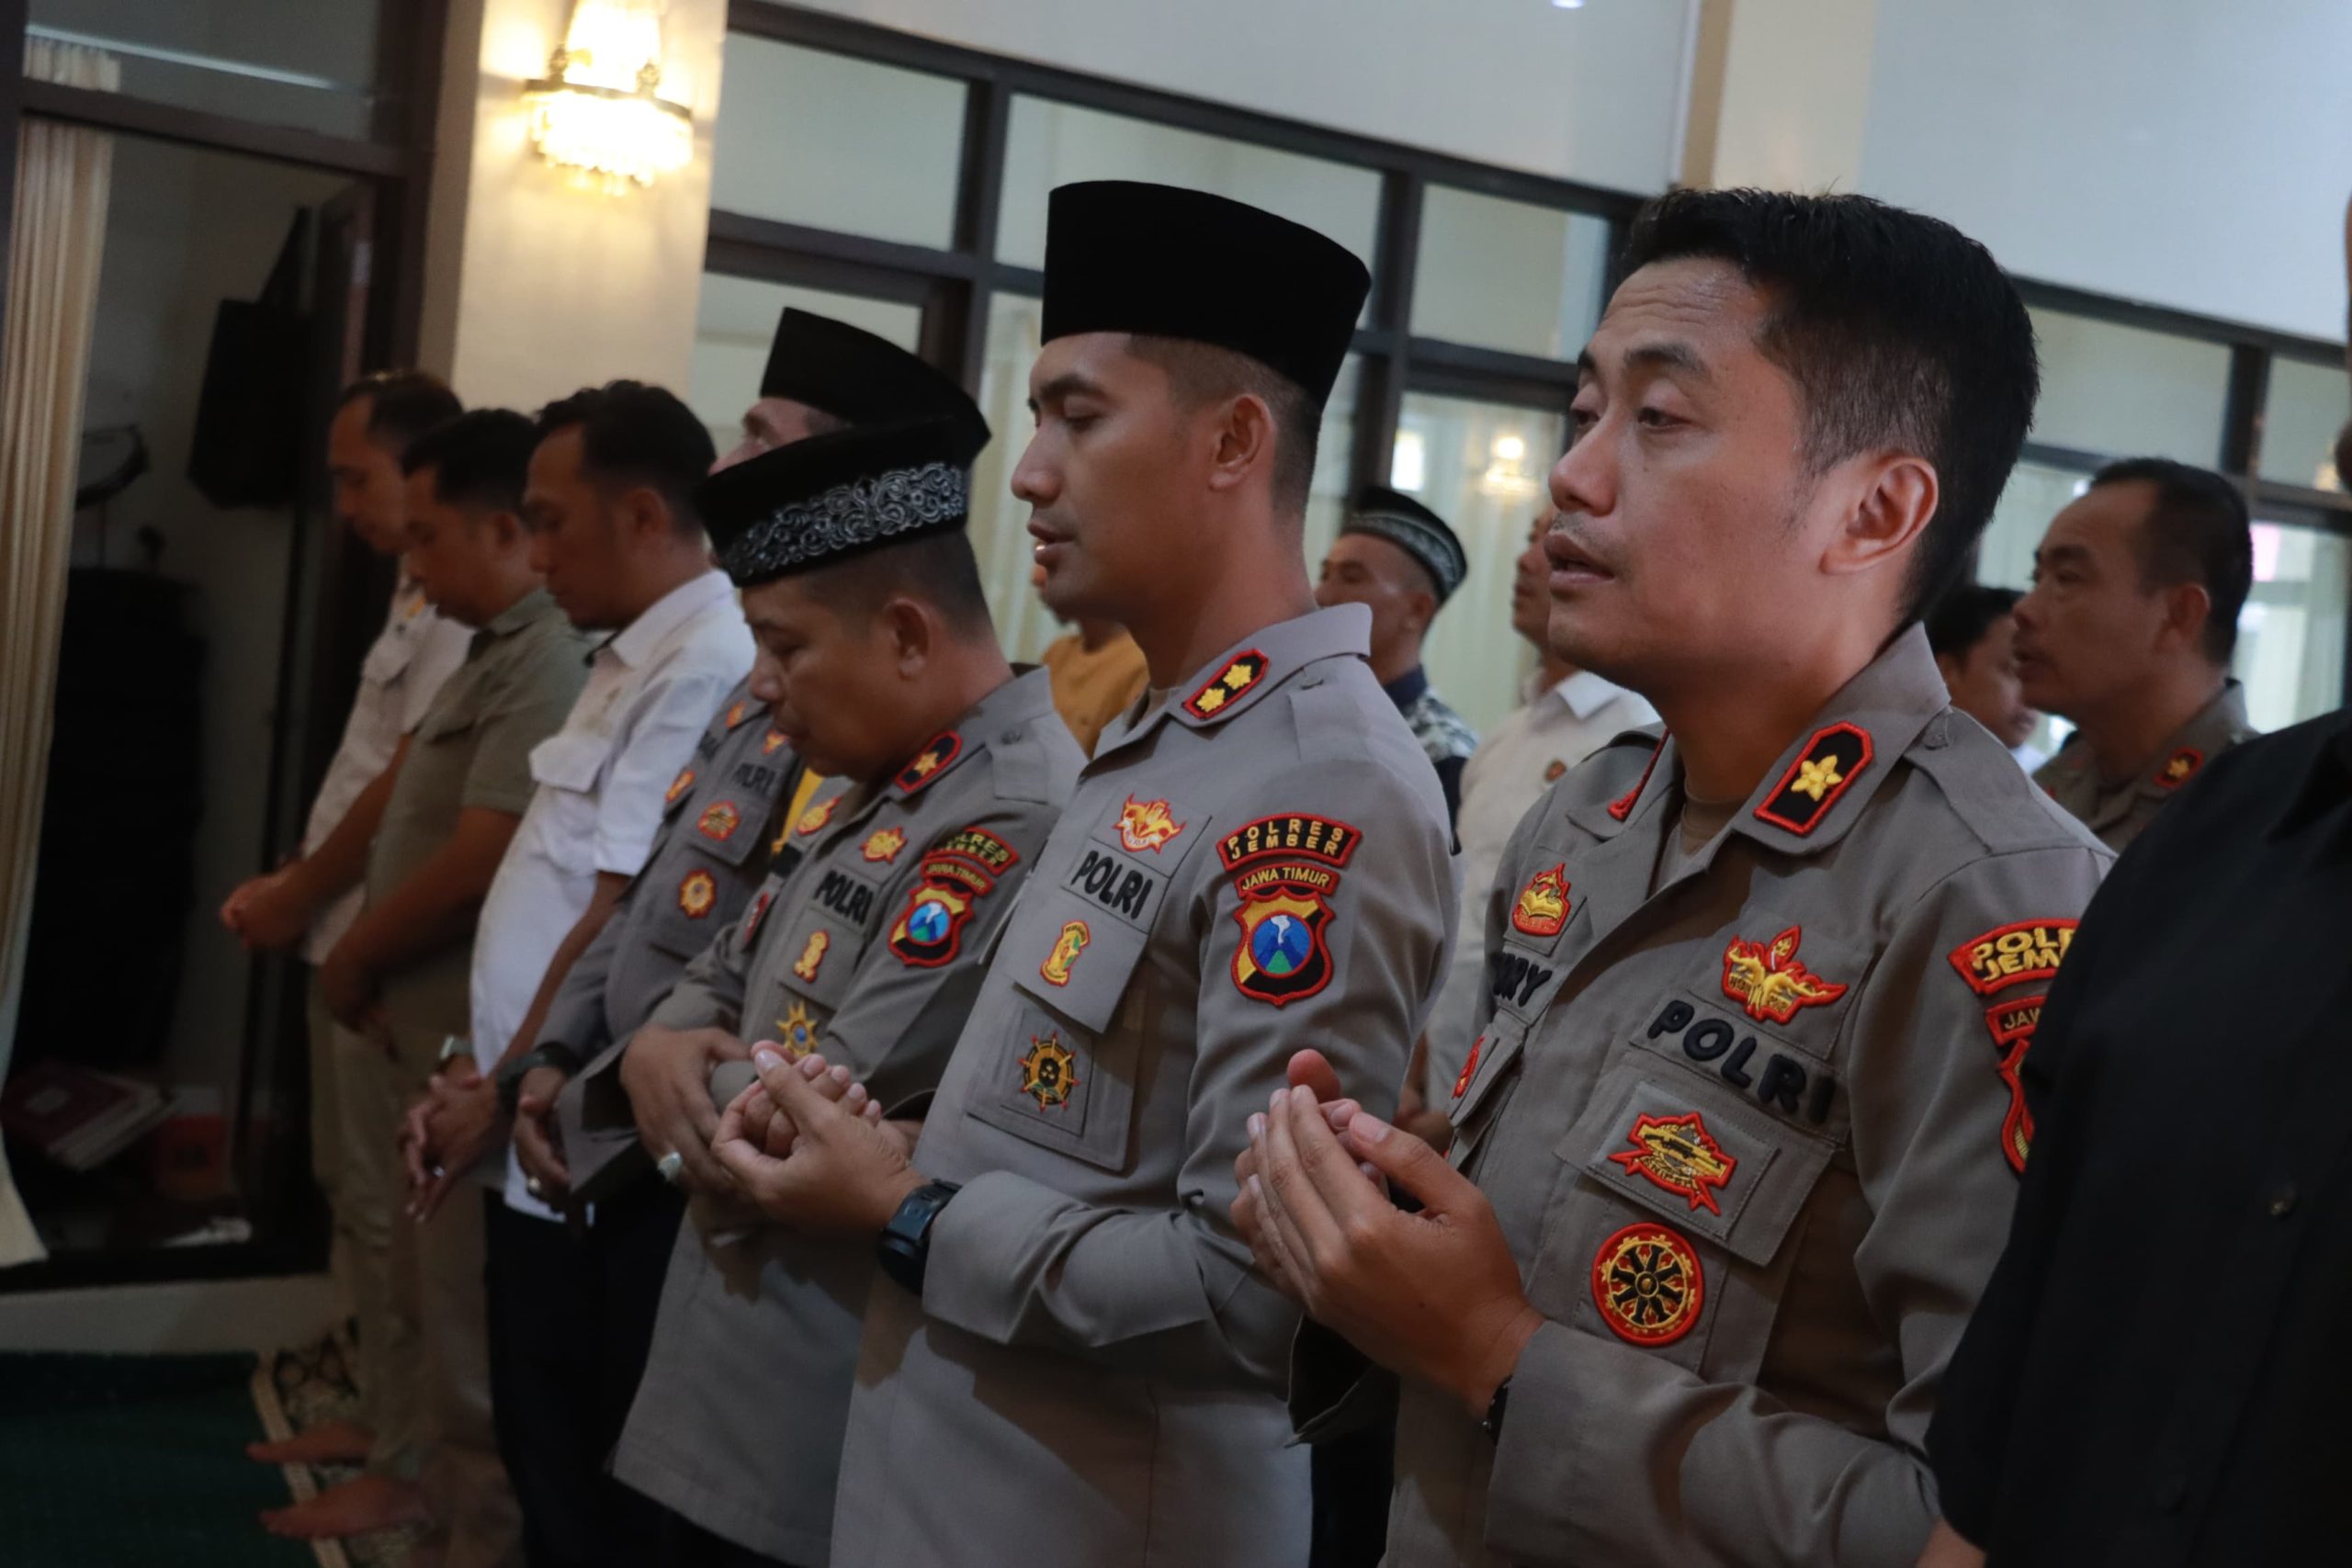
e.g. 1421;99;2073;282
1754;723;1872;836
1511;864;1571;938
1948;919;2076;996
1590;1222;1705;1347
1720;926;1847;1023
1183;649;1268;720
1608;1111;1736;1215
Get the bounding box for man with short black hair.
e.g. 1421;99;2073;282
1927;583;2043;770
225;368;470;1507
2013;457;2257;850
1317;488;1477;824
1242;187;2109;1566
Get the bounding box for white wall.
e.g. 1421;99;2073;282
1857;0;2352;341
776;0;1696;197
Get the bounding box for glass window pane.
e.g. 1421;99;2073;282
686;276;923;456
28;0;379;139
2237;521;2348;729
970;293;1361;663
2257;355;2350;492
995;97;1381;275
1410;186;1611;361
1976;458;2090;592
2029;307;2231;466
1387;392;1566;736
710;37;965;248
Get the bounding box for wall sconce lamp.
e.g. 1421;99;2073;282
525;0;692;192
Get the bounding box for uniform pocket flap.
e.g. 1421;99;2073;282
1004;894;1151;1034
1564;1063;1834;1269
1448;1015;1528;1130
530;728;616;794
360;632;419;684
678;797;763;868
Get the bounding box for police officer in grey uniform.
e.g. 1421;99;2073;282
2031;681;2255;852
491;310;985;1568
604;412;1081;1568
1244;189;2112;1567
697;183;1456;1568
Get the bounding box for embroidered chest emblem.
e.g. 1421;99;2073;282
762;728;788;757
1115;796;1185;852
665;768;695;807
1040;920;1091;987
724;700;750;730
791;930;830;982
1591;1223;1705;1347
2156;748;2203;789
1511;864;1571;938
1721;926;1848;1024
1183;650;1268;719
777;1000;819;1060
1608;1112;1737;1214
1017;1033;1080;1109
862;827;907;863
697;801;741;842
677;870;718;919
795;795;839;837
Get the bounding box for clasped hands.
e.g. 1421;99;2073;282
1230;1048;1543;1419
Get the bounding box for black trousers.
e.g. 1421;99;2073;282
652;1506;801;1568
483;1179;686;1568
1310;1416;1396;1568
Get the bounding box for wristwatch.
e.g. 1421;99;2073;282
494;1043;585;1120
1480;1376;1512;1443
876;1179;962;1296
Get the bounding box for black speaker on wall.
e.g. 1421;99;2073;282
187;209;311;511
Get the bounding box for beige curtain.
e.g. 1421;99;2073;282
0;40;120;1269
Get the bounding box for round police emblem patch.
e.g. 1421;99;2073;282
1590;1223;1705;1347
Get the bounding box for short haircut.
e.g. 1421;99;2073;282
401;409;539;515
811;531;996;639
536;380;718;534
1617;189;2040;622
338;370;462;457
1925;583;2021;661
2088;457;2253;663
1125;335;1319;520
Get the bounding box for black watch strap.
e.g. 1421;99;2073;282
495;1043;583;1119
1480;1376;1512;1443
876;1179;962;1297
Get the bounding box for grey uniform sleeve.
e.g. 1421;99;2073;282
924;759;1456;1386
539;898;624;1060
1481;842;2109;1568
641;901;755;1037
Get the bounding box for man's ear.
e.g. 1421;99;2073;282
1821;454;1939;581
1204;392;1275;496
615;483;674;547
1405;586;1438;639
485;509;526;550
2156;579;2215;655
881;596;936;674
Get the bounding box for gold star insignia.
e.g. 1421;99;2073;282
1222;662;1252;689
1193;685;1227;713
910;751;940;776
1790;756;1845;802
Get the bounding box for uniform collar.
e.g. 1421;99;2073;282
1091;604;1372;762
882;667;1061;804
1556;669;1636;721
2041;679;2249;818
1569;624;1949;861
1382;664;1430;711
606;569;737;670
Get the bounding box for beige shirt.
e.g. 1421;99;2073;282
2033;680;2256;852
1040;626;1151;757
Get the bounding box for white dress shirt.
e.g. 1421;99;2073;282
300;577;471;964
1421;668;1659;1093
469;569;752;1218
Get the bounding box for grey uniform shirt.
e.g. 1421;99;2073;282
609;669;1080;1567
2032;679;2256;852
830;605;1456;1568
552;676;802;1201
1303;626;2111;1568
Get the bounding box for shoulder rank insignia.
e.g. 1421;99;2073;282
1721;927;1848;1023
697;801;741;842
1984;995;2043;1173
2156;747;2203;790
1609;1111;1737;1215
762;728;788;757
795;795;840;837
724;699;752;731
1948;919;2076;996
1116;796;1185;853
1591;1223;1705;1347
1755;722;1872;836
1607;731;1668;822
895;730;963;795
862;827;907;863
792;930;830;982
665;768;696;807
677;870;718;920
1040;920;1091;987
1511;864;1571;938
777;1000;820;1060
1544;758;1568;784
1017;1032;1080;1110
1183;649;1269;720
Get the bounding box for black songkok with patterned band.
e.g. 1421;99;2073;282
697;416;985;586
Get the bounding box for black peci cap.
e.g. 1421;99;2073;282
699;417;982;586
1343;486;1466;603
760;310;987;455
1039;181;1370;409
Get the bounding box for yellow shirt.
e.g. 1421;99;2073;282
1040;629;1150;757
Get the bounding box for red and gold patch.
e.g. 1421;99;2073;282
696;800;741;842
1607;732;1668;823
1948;920;2076;996
888;870;978;969
1984;995;2043;1173
862;827;907;863
1230;883;1336;1008
791;930;831;982
2156;747;2204;790
665;768;696;807
742;888;775;942
677;869;718;919
1040;919;1091;987
1017;1033;1080;1110
794;795;839;837
895;729;963;795
1755;723;1872;836
1217;814;1361;872
1183;649;1268;720
1590;1223;1705;1347
1608;1112;1737;1215
1721;926;1848;1024
1544;758;1568;784
1452;1036;1484;1100
1116;795;1185;853
724;700;751;731
1510;864;1571;938
762;728;788;757
776;1000;819;1060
